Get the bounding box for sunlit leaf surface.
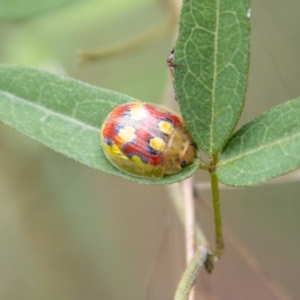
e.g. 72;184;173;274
175;0;250;154
217;98;300;186
0;65;199;184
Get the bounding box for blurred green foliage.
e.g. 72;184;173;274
0;1;179;299
0;0;82;20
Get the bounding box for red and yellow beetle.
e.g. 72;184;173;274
100;102;197;179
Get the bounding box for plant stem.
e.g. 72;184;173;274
167;183;208;248
174;246;208;300
182;177;195;265
182;177;195;300
210;154;224;257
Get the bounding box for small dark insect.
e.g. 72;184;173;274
166;48;185;101
166;48;177;101
166;48;175;80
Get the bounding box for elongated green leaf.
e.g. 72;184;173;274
174;0;250;154
0;0;81;21
0;65;199;184
217;98;300;186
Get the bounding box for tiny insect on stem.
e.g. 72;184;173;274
166;48;175;79
166;48;186;101
166;48;177;101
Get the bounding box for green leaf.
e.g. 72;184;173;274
0;65;199;184
174;0;250;154
0;0;81;21
217;97;300;186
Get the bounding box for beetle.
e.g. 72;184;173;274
100;102;197;179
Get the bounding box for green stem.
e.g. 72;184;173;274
174;246;208;300
210;154;224;257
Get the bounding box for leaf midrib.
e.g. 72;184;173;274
210;0;220;153
220;131;300;165
0;90;98;133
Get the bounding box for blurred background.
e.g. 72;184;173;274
0;0;300;299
